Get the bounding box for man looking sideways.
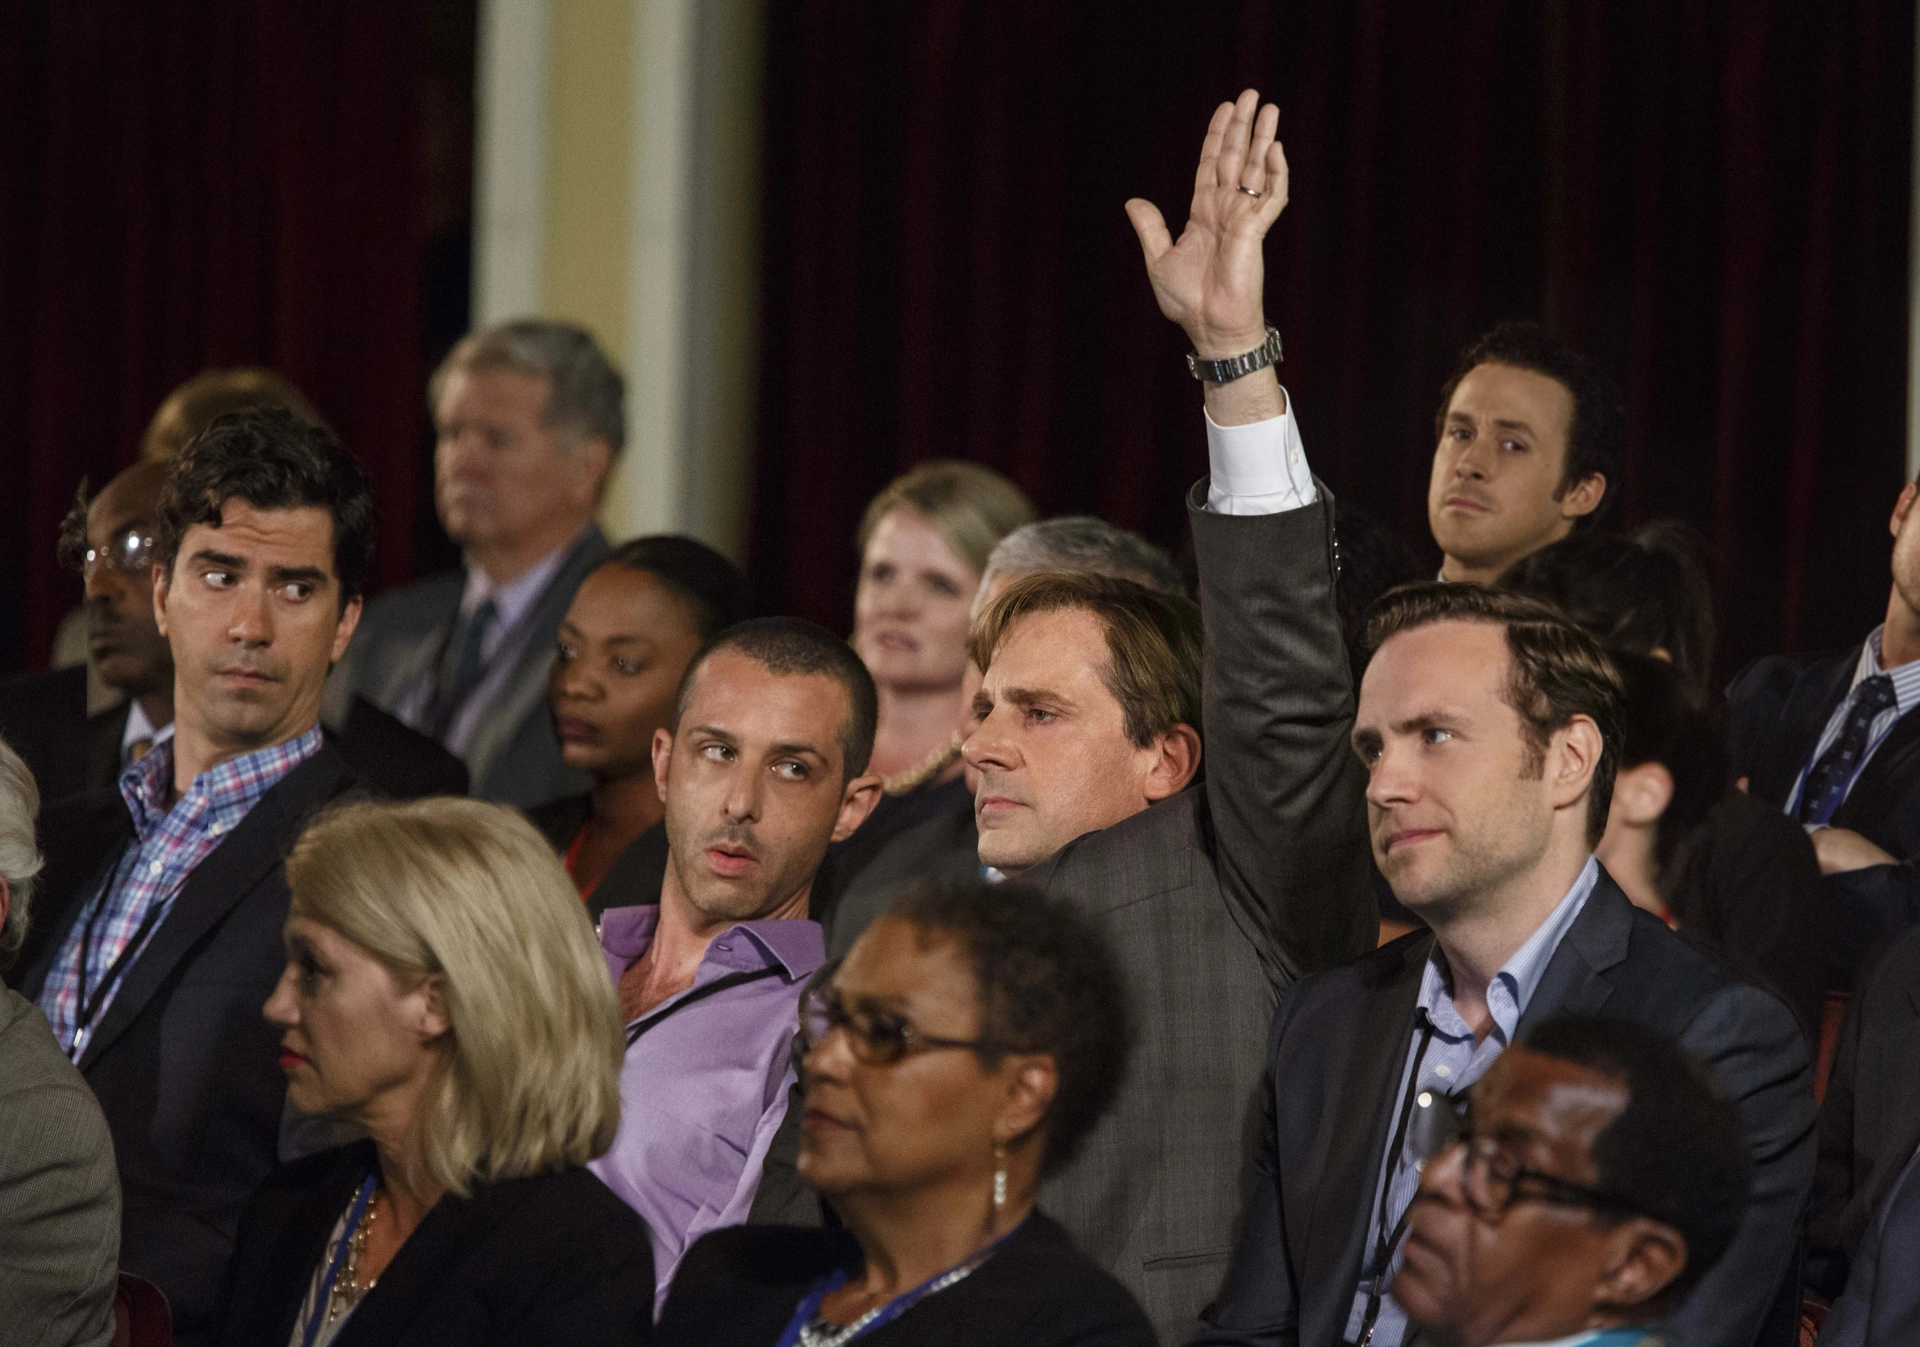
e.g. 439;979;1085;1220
946;90;1379;1338
1427;322;1624;586
7;410;371;1347
589;617;882;1311
1392;1017;1753;1347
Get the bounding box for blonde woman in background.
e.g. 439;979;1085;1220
218;798;653;1347
825;464;1033;903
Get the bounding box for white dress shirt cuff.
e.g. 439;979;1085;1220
1204;395;1318;516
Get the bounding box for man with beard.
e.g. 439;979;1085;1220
326;318;621;805
587;616;882;1312
6;411;372;1347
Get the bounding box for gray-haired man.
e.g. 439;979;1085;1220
0;736;120;1347
326;319;623;805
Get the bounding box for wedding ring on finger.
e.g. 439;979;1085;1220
1237;186;1262;198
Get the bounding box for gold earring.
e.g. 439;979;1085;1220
992;1140;1007;1212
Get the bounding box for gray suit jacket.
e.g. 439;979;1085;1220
1024;483;1377;1341
325;526;611;806
0;988;119;1347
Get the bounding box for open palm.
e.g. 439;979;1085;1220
1126;89;1289;358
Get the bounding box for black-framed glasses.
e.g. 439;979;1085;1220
798;985;1006;1066
1447;1128;1649;1221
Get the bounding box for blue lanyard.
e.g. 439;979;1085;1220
772;1224;1021;1347
299;1174;377;1347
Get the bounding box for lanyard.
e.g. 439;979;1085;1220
298;1174;377;1347
625;966;784;1047
67;858;170;1060
1356;1011;1440;1347
772;1222;1023;1347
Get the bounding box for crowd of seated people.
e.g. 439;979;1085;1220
2;85;1918;1347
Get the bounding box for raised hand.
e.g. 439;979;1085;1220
1125;89;1288;359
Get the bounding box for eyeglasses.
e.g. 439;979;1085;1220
1445;1128;1649;1221
798;985;1006;1066
62;527;157;582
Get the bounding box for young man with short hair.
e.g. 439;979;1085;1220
7;410;374;1347
588;617;883;1311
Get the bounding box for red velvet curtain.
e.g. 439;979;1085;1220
753;1;1913;683
0;1;429;672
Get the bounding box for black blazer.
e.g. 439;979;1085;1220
220;1140;654;1347
1728;647;1920;986
657;1214;1155;1347
1195;874;1815;1347
8;742;361;1347
1809;923;1920;1299
0;663;135;802
522;794;669;923
824;786;980;959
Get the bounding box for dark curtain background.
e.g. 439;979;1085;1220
0;1;447;674
753;0;1914;685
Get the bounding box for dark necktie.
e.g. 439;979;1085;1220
1797;673;1897;825
426;598;498;742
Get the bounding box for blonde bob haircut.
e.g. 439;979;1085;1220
285;798;625;1197
856;461;1035;578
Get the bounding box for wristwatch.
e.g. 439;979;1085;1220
1186;325;1284;383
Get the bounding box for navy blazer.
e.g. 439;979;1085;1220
1194;873;1815;1347
8;742;361;1347
220;1140;653;1347
1728;647;1920;987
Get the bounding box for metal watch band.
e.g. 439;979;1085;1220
1185;325;1284;383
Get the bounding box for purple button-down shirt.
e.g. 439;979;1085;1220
588;905;825;1313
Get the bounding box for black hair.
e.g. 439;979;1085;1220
155;408;376;606
886;877;1133;1177
1521;1014;1753;1313
603;535;754;643
1435;321;1626;528
1497;521;1716;692
1609;652;1730;875
673;617;880;781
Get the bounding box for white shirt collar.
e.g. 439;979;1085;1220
120;699;175;760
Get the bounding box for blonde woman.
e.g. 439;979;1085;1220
218;799;650;1347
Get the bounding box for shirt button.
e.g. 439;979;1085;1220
714;941;732;953
209;821;225;835
148;860;163;875
1434;1064;1452;1079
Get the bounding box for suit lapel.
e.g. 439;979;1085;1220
461;526;610;789
1516;874;1635;1034
86;704;129;795
1831;707;1920;837
14;795;133;1001
77;747;353;1072
1757;653;1856;806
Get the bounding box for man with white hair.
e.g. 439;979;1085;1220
0;736;119;1347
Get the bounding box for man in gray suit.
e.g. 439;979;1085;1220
326;319;620;805
940;92;1381;1339
0;736;118;1347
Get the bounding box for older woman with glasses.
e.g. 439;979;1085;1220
656;877;1152;1347
217;799;653;1347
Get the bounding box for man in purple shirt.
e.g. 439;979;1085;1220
589;616;882;1310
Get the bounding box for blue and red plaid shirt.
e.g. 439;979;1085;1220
37;725;323;1059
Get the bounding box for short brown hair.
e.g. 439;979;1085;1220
857;461;1036;578
970;572;1202;749
1363;582;1622;844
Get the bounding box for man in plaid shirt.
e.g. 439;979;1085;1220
13;409;375;1347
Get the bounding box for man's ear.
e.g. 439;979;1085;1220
652;726;675;803
570;436;614;509
1892;481;1919;539
1559;472;1607;521
1612;762;1674;829
1594;1220;1688;1313
830;773;884;844
1142;723;1203;802
153;565;172;636
1548;714;1605;814
329;594;364;662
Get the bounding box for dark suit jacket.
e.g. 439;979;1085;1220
997;484;1374;1341
1195;875;1815;1347
8;742;362;1347
0;664;132;803
1815;1147;1920;1346
523;794;670;923
1809;923;1920;1299
656;1214;1155;1347
1729;648;1920;987
326;526;611;806
219;1140;654;1347
824;786;980;959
